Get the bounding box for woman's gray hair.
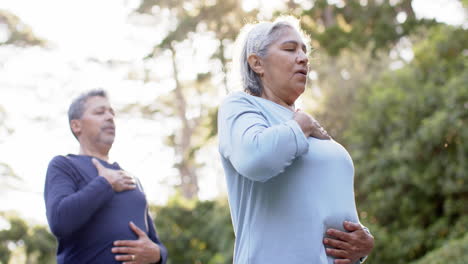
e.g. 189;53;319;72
234;16;309;96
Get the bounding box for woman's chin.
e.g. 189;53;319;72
294;85;306;97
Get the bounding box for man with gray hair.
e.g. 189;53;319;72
44;89;167;264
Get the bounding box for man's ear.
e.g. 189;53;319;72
70;119;81;137
247;54;264;76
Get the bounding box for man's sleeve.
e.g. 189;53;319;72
146;212;168;264
44;156;114;238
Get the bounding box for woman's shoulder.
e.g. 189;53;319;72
221;91;263;108
222;91;252;103
219;91;261;114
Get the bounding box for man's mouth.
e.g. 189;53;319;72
102;126;115;133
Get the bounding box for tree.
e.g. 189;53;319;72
297;0;433;56
0;9;45;46
150;197;234;264
302;46;393;139
0;213;56;264
288;0;442;143
343;24;467;263
410;232;468;264
0;10;45;187
133;0;257;199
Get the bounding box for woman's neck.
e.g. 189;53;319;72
260;87;295;111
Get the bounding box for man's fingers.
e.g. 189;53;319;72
123;184;136;191
124;179;136;185
112;246;135;254
115;183;136;192
114;240;139;247
326;229;352;242
129;221;147;238
92;158;104;173
343;221;362;232
114;253;136;262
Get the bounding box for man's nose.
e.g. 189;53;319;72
105;111;114;121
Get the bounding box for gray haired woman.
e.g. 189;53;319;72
218;16;374;264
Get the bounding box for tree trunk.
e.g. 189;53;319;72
323;5;336;27
219;40;229;94
169;45;199;199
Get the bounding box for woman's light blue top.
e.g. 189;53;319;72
218;92;360;264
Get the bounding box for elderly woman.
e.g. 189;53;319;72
217;17;374;264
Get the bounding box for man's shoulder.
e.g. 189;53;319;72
46;155;97;182
48;154;87;169
48;155;71;166
46;155;78;178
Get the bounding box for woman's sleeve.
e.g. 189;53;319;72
218;96;309;182
44;156;114;238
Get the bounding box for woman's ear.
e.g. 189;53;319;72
247;54;264;76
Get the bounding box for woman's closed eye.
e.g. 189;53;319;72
283;44;297;51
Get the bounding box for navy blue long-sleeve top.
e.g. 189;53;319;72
44;154;168;264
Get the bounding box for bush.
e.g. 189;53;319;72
343;24;468;263
410;233;468;264
150;197;234;264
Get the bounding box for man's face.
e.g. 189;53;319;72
72;96;116;147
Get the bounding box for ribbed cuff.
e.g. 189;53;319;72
286;119;309;156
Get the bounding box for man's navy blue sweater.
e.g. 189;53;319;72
44;154;167;264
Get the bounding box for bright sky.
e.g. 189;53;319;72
0;0;466;225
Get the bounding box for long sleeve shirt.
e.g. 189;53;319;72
218;92;360;264
44;154;168;264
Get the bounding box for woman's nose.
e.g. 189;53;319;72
297;51;309;64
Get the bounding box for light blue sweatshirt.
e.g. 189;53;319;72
218;92;360;264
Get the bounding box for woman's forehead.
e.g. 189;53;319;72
274;27;306;45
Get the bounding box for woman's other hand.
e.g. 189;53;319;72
323;221;374;264
293;109;331;140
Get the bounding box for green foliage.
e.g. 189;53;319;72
344;24;468;263
0;214;28;264
23;226;57;263
133;0;260;198
137;0;257;47
410;232;468;264
299;0;434;56
0;213;56;264
150;197;234;264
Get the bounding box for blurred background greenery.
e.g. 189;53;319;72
0;0;467;263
